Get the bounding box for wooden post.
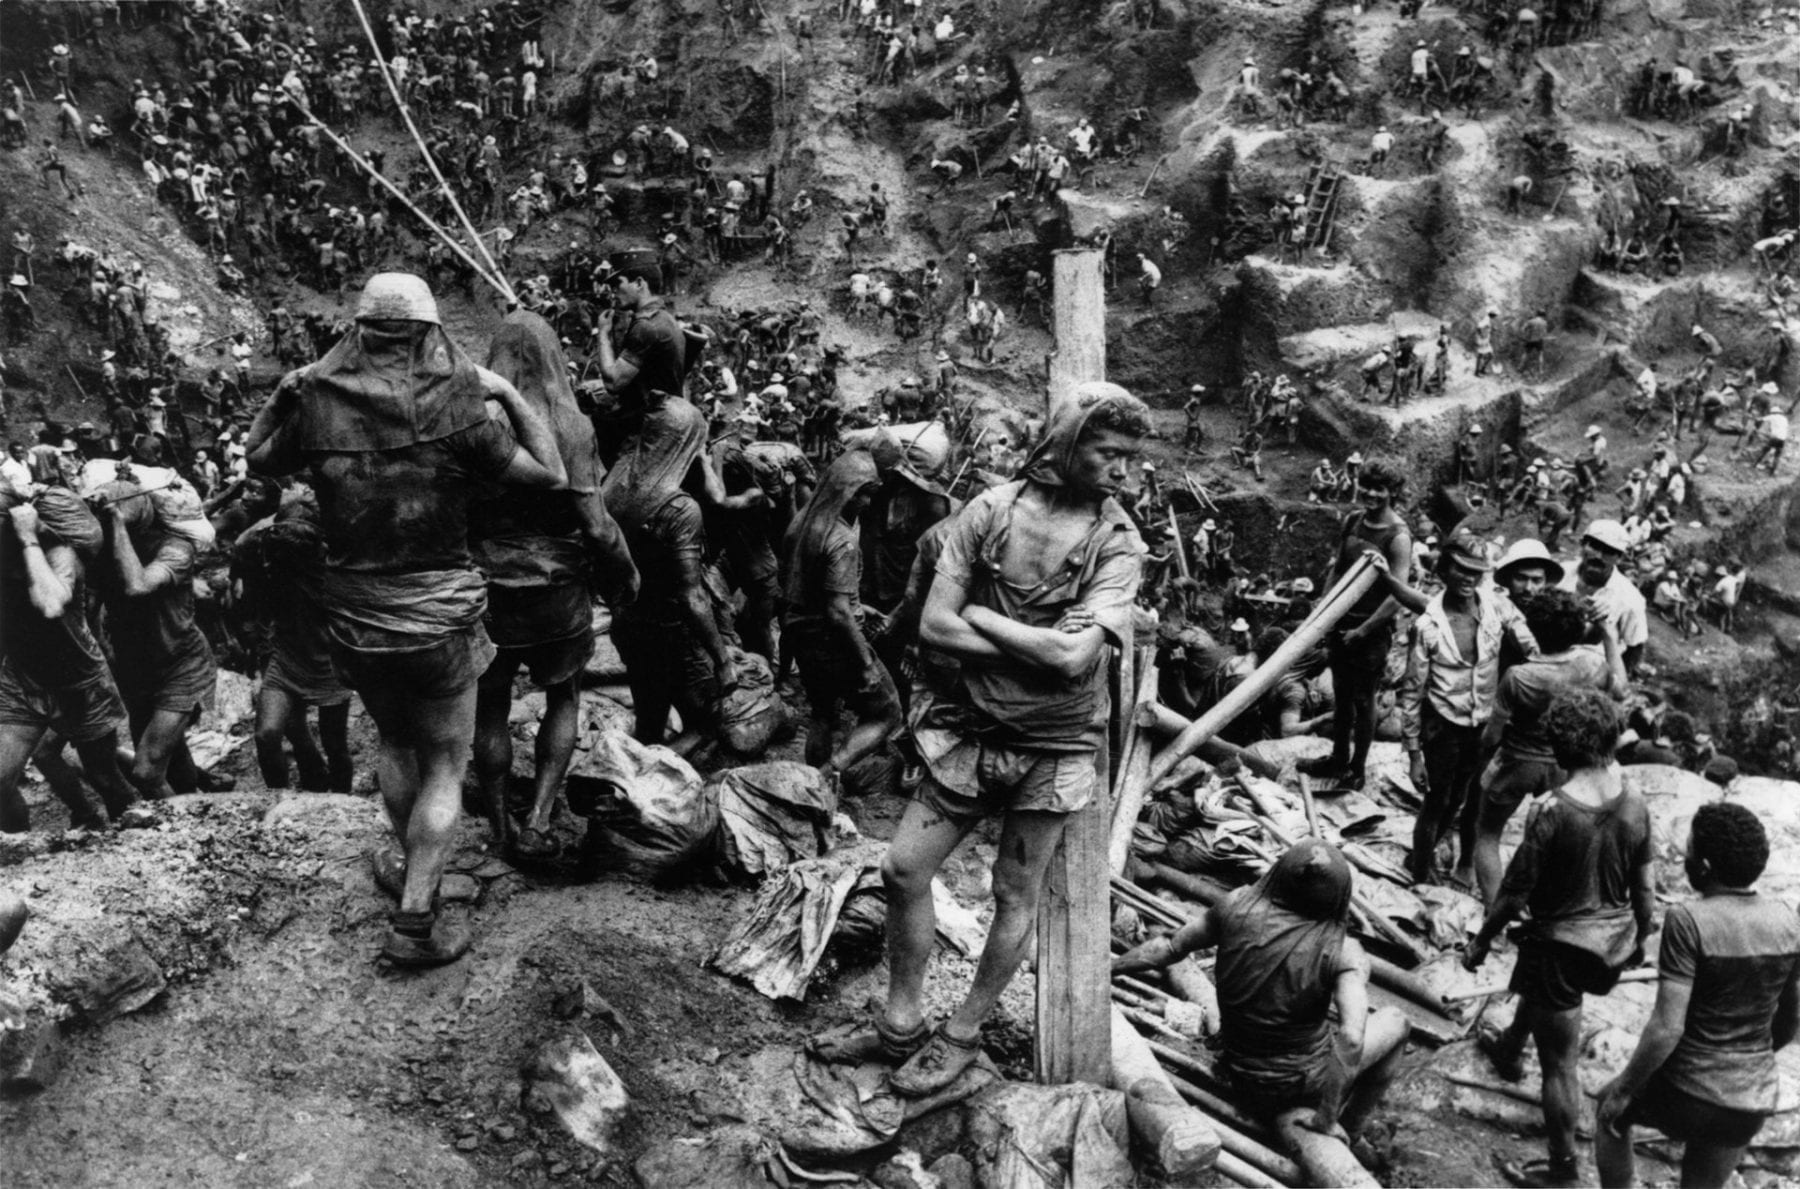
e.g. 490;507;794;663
1034;243;1116;1088
1046;247;1106;421
1035;639;1121;1086
1110;1006;1222;1178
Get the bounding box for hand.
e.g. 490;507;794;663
596;309;615;335
1342;624;1367;645
1408;751;1428;795
7;503;40;538
1462;937;1491;971
1054;605;1097;634
718;656;743;695
1294;1110;1350;1145
1595;1076;1632;1138
1362;548;1390;574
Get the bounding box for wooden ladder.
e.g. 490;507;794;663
1301;163;1342;249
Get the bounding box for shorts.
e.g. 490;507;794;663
0;656;124;744
1619;1073;1770;1148
1220;1039;1347;1120
914;737;1098;822
263;644;352;708
788;623;902;725
330;623;495;706
1510;938;1620;1013
115;636;219;719
479;629;594;691
1328;617;1394;676
1480;753;1562;828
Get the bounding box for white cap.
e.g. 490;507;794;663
354;272;440;324
1582;518;1632;554
1585;424;1602;437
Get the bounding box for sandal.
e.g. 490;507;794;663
806;1013;933;1065
1494;1154;1580;1188
1477;1024;1526;1084
369;850;481;904
890;1025;982;1096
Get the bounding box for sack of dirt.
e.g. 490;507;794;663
720;648;792;756
580;730;719;879
711;761;837;879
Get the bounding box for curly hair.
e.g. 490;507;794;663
1691;800;1768;888
1079;394;1154;441
1358;457;1407;494
1542;688;1620;769
1517;588;1589;653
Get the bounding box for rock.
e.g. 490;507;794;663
51;937;167;1025
456;1136;480;1151
0;1017;64;1096
552;981;627;1037
0;891;27;954
926;1153;975;1189
521;1030;630;1154
632;1124;768;1189
873;1150;941;1189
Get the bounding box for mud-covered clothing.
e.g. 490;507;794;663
101;530;217;714
860;475;950;612
0;489;108;692
616;298;687;405
1500;787;1651;995
919;481;1141;756
472;485;591;649
616;495;706;626
1653;890;1800;1114
1492;649;1611;764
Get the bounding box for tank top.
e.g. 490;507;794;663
1336;512;1407;619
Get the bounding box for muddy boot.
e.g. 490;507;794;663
381;909;471;968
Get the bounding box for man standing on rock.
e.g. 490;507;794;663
248;274;568;967
815;387;1148;1093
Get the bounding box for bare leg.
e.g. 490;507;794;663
1677;1139;1747;1189
129;706;194;799
1341;1006;1411;1135
830;693;900;774
1527;1000;1584;1167
524;675;582;834
472;670;517;847
71;733;136;819
1595;1118;1635;1188
286;706;330;788
255;683;299;789
395;686;478;917
319;702;353;792
0;724;45;832
879;796;979;1033
941;809;1070;1038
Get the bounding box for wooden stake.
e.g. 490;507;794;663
1110;1007;1222;1178
1046;247;1106;421
1134;702;1284;779
1107;656;1160;878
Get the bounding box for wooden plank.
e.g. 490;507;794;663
1046;247;1106;421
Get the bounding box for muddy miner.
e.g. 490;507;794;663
16;1;1800;1188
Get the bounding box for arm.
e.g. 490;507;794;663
594;310;640;392
477;366;565;489
1775;962;1800;1051
672;529;735;686
107;506;181;597
575;490;639;607
1112;910;1218;975
961;603;1107;679
1630;862;1655;956
1598;618;1627;695
8;506;76;619
1301;941;1373;1136
826;589;876;671
1466;808;1539;967
1399;621;1427;764
245;369;303;473
919;570;1005;662
699;453;767;511
1596;977;1694;1134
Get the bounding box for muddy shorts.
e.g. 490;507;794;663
0;656;124;745
787;623;902;726
1618;1073;1770;1148
1510;939;1620;1014
913;733;1098;821
479;630;594;691
611;616;721;734
1219;1038;1347;1121
115;636;218;720
330;624;495;709
262;645;352;708
1480;754;1562;829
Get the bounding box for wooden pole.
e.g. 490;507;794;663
1167;505;1191;580
1034;243;1117;1089
1109;1007;1221;1178
1147;554;1379;785
1046;247;1106;421
1107;656;1160;877
1135;702;1284;779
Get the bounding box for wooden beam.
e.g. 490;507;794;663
1047;247;1106;421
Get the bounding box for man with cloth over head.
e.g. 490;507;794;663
812;385;1147;1095
1115;837;1411;1149
247;273;568;968
472;311;638;860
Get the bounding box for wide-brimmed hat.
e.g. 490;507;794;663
1495;538;1563;584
